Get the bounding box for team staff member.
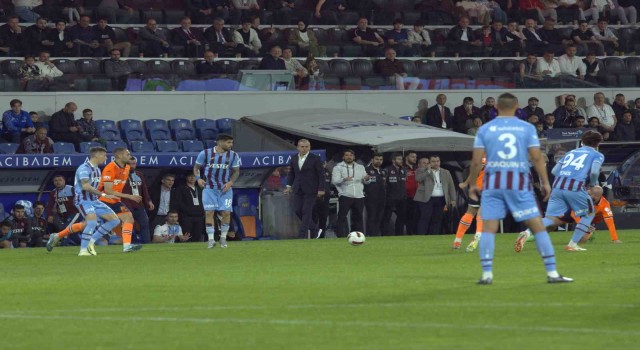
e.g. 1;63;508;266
122;157;154;244
45;174;80;240
414;155;456;235
312;161;332;239
173;173;205;242
364;153;386;237
332;149;368;238
382;152;407;235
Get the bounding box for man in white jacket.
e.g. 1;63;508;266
332;149;369;238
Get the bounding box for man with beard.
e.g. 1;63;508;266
382;153;407;235
332;149;368;238
364;153;385;237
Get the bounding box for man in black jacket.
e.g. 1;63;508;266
258;45;285;70
149;173;179;229
173;173;206;242
382;153;407;236
447;16;481;57
204;17;245;57
49;102;83;146
24;18;51;56
285;139;324;239
364;153;386;237
425;94;454;130
196;50;224;75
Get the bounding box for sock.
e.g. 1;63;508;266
533;230;557;274
58;223;85;239
91;219;119;242
206;224;215;241
220;223;229;239
455;213;474;240
121;222;133;245
478;232;495;274
570;216;594;245
81;220;97;249
475;214;483;234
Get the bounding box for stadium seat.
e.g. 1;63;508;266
155;140;180;152
215;118;236;134
239;60;260;71
204;139;216;148
416;60;437;78
436;60;460;78
105;140;127;152
144;119;167;131
169;118;196;141
329;59;352;78
458;59;483;79
127;59;149;74
603;57;627;87
53;142;76;154
0;143;19;154
119;119;143;133
76;59;102;75
193;118;219;141
218;60;240;75
147;60;172;75
129;140;155;153
124;129;147;142
52;59;77;74
398;60;417;76
352;59;374;77
171;60;196;76
180;140;204;152
79;141;102;153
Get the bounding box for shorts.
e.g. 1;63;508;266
480;189;540;222
468;194;482;208
558;210;576;224
546;189;593;218
105;201;131;215
203;188;234;212
75;200;117;219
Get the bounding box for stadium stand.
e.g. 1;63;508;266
52;142;77;154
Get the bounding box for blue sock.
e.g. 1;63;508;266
220;223;229;239
478;232;495;273
541;217;554;228
81;220;97;249
206;224;215;241
91;219;119;242
571;215;594;244
533;231;556;272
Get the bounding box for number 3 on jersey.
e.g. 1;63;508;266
561;153;587;171
497;133;517;160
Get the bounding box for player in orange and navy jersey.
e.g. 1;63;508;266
453;157;485;252
516;185;621;251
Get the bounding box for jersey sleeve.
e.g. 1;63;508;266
473;128;485;149
195;150;206;165
101;164;114;182
527;124;541;148
601;200;613;219
231;152;240;168
77;166;91;181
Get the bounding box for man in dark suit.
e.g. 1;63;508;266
196;50;224;75
284;139;325;239
149;173;179;229
172;16;206;58
258;45;285;70
204;18;247;57
425;94;454;130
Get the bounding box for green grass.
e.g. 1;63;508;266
1;231;640;350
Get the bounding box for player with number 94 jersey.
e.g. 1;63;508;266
473;117;541;222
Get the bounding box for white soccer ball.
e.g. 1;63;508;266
347;231;366;246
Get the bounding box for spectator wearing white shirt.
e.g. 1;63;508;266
407;20;434;57
153;211;191;243
593;19;621;55
586;92;617;133
558;45;586;78
35;51;63;80
537;50;561;78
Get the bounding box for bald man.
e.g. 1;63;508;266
49;102;82;145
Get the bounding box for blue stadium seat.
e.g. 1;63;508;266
79;141;102;153
169;118;196;141
94;120;117;130
0;143;19;154
181;140;204;152
124;129;147;143
105;140;127;153
193;118;219;141
215;118;236;134
118;119;144;140
53;142;77;154
129;141;155;153
148;128;171;142
155;140;180;152
144;119;168;131
96;120;121;141
204;140;216;148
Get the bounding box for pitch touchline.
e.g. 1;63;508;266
0;313;638;337
11;301;639;314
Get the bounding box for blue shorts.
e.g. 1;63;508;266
546;189;593;218
480;189;540;222
75;200;117;219
202;188;233;212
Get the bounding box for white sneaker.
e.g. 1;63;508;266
514;231;530;253
220;237;227;248
565;245;587;252
78;249;93;256
207;239;216;249
87;240;97;256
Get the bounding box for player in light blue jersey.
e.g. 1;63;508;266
73;147;121;256
515;130;604;252
193;134;240;249
468;93;573;284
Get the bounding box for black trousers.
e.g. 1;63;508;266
130;206;151;244
180;215;205;242
336;196;364;238
416;197;446;235
312;195;330;234
294;192;319;237
365;197;385;237
382;198;407;236
405;198;418;235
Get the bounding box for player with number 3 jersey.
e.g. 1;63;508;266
468;93;572;284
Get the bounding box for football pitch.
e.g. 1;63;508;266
2;231;639;350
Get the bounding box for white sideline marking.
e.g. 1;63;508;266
12;301;639;314
0;313;638;336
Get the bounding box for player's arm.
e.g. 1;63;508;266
603;217;619;241
529;146;551;201
467;148;484;200
102;181;137;201
589;159;603;188
194;151;205;187
81;178;106;197
551;161;562;177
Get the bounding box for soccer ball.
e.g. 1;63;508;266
347;231;366;246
